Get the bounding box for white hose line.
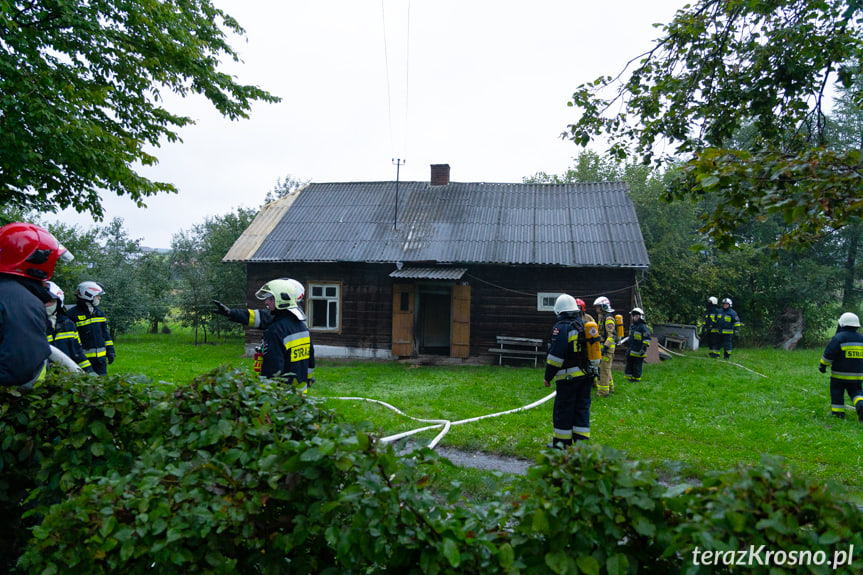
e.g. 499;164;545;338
427;390;556;449
447;391;557;427
49;345;84;372
326;396;450;445
326;390;557;449
656;342;768;378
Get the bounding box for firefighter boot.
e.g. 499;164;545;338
832;410;846;420
547;438;572;450
856;399;863;422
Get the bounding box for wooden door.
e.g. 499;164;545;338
451;284;471;358
392;284;414;356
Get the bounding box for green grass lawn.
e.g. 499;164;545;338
112;329;863;493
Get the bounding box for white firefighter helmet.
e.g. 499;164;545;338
46;281;65;305
838;312;861;328
77;281;105;302
256;278;306;320
721;297;732;307
708;296;718;305
553;294;579;315
593;296;614;313
631;307;645;318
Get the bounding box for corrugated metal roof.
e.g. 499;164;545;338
228;180;649;268
389;267;467;280
222;191;304;262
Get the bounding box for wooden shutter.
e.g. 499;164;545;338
392;284;414;356
451;284;471;358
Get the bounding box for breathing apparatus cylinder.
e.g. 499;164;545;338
615;314;624;339
584;320;602;362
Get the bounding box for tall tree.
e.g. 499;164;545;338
0;1;278;219
88;219;148;336
171;230;212;344
196;208;257;338
170;207;256;343
566;0;863;249
137;251;174;334
827;78;863;308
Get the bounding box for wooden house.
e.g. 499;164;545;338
223;164;649;363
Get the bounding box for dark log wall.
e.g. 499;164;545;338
245;262;395;350
465;265;637;355
245;262;640;357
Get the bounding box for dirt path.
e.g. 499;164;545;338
433;446;533;475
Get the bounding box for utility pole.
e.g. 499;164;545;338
392;158;404;230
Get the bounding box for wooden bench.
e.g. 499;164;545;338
488;336;546;367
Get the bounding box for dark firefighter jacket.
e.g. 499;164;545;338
49;310;94;372
820;326;863;382
66;301;115;374
714;307;741;335
0;276;52;386
627;318;651;357
224;307;315;383
544;313;588;382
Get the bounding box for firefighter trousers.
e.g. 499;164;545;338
597;354;614;396
551;375;592;447
625;353;645;381
708;331;721;358
829;378;863;420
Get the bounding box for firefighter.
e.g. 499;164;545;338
45;281;94;373
213;278;314;391
593;296;617;397
576;298;595;323
714;297;741;359
819;312;863;421
543;294;597;448
0;222;74;388
705;296;719;356
66;281;115;376
624;307;651;382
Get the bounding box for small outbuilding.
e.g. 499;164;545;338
224;164;649;363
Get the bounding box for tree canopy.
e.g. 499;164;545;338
0;0;278;219
566;0;863;249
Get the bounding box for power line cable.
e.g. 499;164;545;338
380;0;411;161
402;0;411;158
380;0;395;156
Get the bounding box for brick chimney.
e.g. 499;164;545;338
430;164;450;186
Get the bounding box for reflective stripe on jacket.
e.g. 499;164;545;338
821;327;863;381
260;311;315;382
66;303;114;366
628;319;651;357
545;315;587;382
48;312;93;371
714;308;741;335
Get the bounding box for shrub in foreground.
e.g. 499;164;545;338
2;368;862;574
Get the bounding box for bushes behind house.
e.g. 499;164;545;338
2;368;862;574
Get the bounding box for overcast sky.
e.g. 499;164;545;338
56;0;684;248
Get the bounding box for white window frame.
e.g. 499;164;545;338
537;292;564;312
308;282;341;332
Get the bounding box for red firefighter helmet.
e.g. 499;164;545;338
0;222;73;280
575;298;587;312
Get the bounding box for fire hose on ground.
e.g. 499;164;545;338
324;341;769;450
326;391;557;450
